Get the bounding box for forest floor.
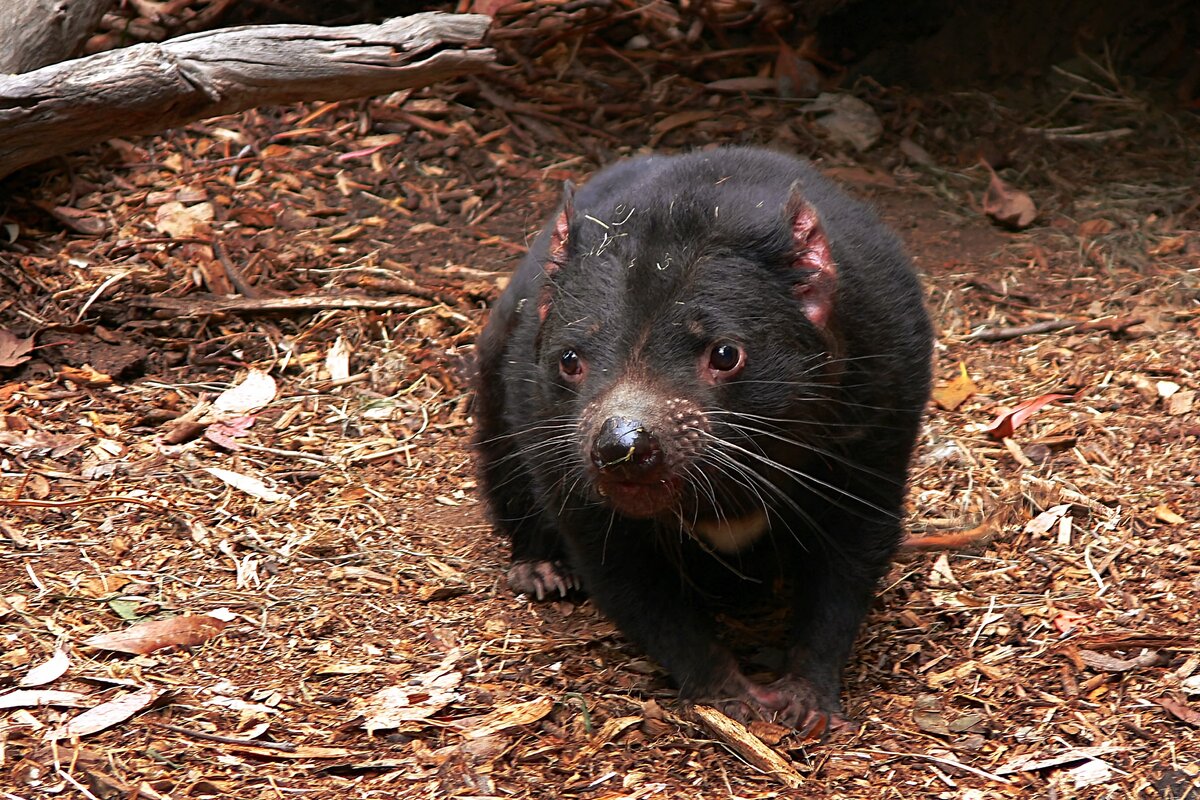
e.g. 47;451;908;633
1;11;1199;800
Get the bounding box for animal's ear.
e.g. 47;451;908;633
786;184;837;328
539;181;575;323
546;180;575;277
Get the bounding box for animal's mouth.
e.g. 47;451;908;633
595;476;679;519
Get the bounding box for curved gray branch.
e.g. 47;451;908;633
0;12;493;181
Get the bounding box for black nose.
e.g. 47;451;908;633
591;417;662;479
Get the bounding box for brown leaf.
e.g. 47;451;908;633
1148;235;1187;256
650;110;718;146
154;201;214;238
774;43;820;98
0;329;35;368
982;392;1074;439
747;720;791;746
36;203;110;236
60;364;113;386
84;612;231;655
1077;218;1115;237
982;166;1037;229
0;431;89;456
1051;609;1089;635
912;694;952;735
1158;697;1200;727
933;362;977;411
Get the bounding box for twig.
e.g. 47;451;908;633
233;442;333;464
965;316;1143;342
348;444;416;463
157;723;298;752
126;293;433;317
474;82;621;143
1022;126;1134;142
0;495;164;510
860;749;1012;784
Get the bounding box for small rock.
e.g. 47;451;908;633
807;93;882;152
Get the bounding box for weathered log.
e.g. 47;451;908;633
0;12;493;181
0;0;115;74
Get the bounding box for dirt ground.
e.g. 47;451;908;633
2;12;1199;800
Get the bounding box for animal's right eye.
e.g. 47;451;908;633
703;340;745;382
559;349;586;382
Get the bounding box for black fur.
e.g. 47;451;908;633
474;146;933;729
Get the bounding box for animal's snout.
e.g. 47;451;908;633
591;416;662;480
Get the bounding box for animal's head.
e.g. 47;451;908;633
529;171;843;526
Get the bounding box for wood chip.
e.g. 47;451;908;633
690;706;804;788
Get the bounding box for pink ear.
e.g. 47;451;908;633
540;181;575;322
546;181;575;277
787;190;836;328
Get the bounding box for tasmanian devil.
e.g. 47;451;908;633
474;146;933;732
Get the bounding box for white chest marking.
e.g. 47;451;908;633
692;509;770;554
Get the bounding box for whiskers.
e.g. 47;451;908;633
674;408;903;568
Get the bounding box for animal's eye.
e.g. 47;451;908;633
707;342;744;374
559;349;585;381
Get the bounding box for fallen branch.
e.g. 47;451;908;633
0;0;114;74
0;12;493;180
965;316;1143;342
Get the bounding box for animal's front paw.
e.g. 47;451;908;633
507;559;582;600
700;675;851;738
752;677;852;737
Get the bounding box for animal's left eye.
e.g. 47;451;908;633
705;342;745;379
559;349;586;381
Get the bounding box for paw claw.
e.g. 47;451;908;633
507;559;582;600
703;674;848;735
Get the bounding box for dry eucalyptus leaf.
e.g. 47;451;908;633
205;467;289;503
358;670;463;732
46;687;161;739
19;648;70;687
213;370;277;415
84;611;233;655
